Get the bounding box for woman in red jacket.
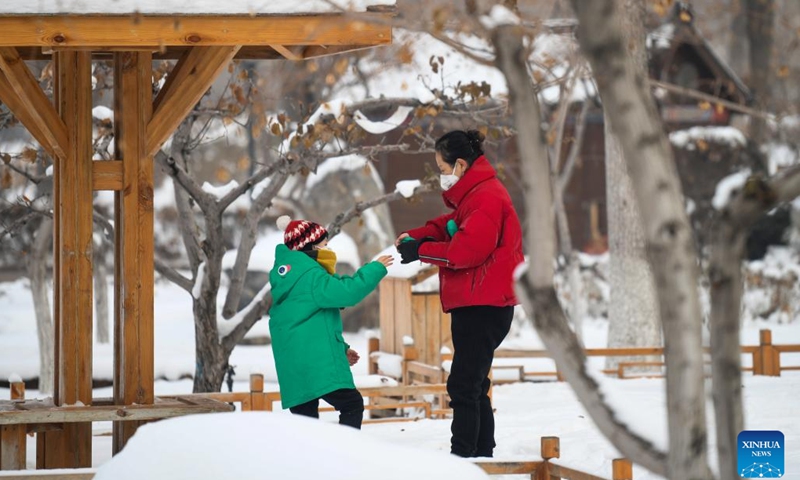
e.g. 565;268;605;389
396;130;524;458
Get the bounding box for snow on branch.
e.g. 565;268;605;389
327;180;437;239
162;155;216;214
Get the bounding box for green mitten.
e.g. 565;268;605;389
446;219;458;238
401;236;416;243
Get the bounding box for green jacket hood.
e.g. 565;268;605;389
269;244;320;304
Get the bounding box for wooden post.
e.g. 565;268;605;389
112;50;155;454
753;329;781;376
1;382;27;470
38;49;95;469
10;382;24;401
367;337;379;375
541;436;560;460
612;458;633;480
250;374;265;411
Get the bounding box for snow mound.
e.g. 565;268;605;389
93;412;488;480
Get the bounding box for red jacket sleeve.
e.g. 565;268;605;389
405;212;456;242
417;202;501;270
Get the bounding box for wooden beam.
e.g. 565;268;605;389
0;47;68;158
0;398;232;425
41;49;94;470
0;15;392;48
269;44;302;61
0;70;57;158
113;50;155;454
147;46;240;156
92;160;124;190
16;44;386;61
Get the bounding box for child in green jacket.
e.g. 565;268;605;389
269;216;393;429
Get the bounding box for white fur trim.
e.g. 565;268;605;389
276;215;292;231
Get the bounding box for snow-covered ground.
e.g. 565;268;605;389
1;275;799;478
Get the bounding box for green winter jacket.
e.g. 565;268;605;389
268;244;388;409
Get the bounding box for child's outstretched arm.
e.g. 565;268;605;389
311;256;393;309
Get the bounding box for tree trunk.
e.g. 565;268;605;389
746;0;775;143
26;218;54;394
604;130;662;370
493;24;668;477
192;265;226;393
94;234;110;344
729;0;750;77
570;0;711;478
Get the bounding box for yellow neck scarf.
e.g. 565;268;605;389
315;249;337;275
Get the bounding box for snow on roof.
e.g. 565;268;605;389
93;412;489;480
0;0;394;15
669;126;746;150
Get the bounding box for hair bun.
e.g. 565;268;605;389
276;215;292;231
466;129;485;154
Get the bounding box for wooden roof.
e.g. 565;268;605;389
0;3;394;60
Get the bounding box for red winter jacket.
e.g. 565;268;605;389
405;156;524;312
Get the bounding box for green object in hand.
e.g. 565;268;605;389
401;236;416;243
446;219;458;238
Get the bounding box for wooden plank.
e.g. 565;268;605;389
113;51;155;454
0;69;58;159
0;15;392;49
92;160;124;190
0;472;95;480
410;295;426;363
379;279;395;355
0;47;68;158
549;463;608;480
0;401;232;425
393;279;412;356
425;295;441;367
147;46;240;156
475;461;541;475
440;310;453;359
0;425;26;470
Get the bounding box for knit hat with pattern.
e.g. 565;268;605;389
276;215;329;251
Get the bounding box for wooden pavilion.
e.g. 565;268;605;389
0;0;392;470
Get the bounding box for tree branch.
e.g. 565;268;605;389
221;169;291;319
558;98;590;193
708;164;800;480
155;259;194;292
159;154;216;215
217;160;282;212
326;181;437;239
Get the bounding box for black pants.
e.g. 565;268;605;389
448;305;514;457
289;388;365;429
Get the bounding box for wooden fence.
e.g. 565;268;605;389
369;328;800;384
478;437;634;480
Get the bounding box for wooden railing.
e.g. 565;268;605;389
368;329;800;383
0;382;232;472
477;437;634;479
186;374;448;424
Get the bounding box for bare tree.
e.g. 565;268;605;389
493;22;669;478
570;0;711;478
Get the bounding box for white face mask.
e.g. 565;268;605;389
439;162;463;191
440;173;459;191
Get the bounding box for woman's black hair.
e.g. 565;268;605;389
434;129;485;166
